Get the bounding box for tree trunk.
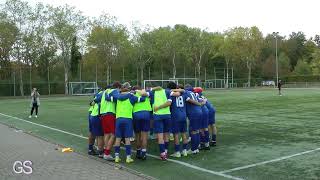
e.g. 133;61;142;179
172;52;176;79
109;66;112;84
106;65;110;85
140;66;144;87
247;61;251;87
19;65;24;96
64;62;69;95
136;66;139;86
225;59;229;89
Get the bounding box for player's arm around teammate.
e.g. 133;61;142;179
113;83;147;163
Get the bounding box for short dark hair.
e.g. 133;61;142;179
132;85;141;91
178;84;184;89
112;81;122;89
167;81;177;89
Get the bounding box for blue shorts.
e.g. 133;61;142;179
188;115;201;131
90;115;103;136
208;108;216;125
171;120;187;134
115;118;134;138
153;118;171;134
133;111;151;133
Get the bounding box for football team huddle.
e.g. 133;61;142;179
87;81;217;163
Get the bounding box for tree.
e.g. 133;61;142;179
0;13;18;78
293;60;312;75
311;49;320;74
70;36;82;79
286;32;307;70
87;14;129;85
244;26;264;87
3;0;32;96
278;52;291;77
48;4;86;94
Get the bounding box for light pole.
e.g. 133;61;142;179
273;32;279;85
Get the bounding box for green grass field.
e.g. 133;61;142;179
1;88;320;180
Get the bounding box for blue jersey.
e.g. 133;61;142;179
186;91;202;117
170;92;188;121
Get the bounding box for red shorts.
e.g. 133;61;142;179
101;114;116;134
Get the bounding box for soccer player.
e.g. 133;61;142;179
89;90;104;157
113;82;147;163
194;87;210;150
88;100;98;155
100;81;121;161
278;80;282;96
150;85;180;160
185;84;203;154
206;100;217;146
29;88;40;118
132;86;152;160
168;83;198;157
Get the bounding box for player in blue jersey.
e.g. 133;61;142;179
194;87;210;150
206;97;217;146
168;83;202;157
185;84;205;154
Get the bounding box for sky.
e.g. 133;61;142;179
3;0;320;38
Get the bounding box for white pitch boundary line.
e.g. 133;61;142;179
220;147;320;174
0;112;243;180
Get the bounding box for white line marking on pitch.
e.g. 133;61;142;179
220;148;320;174
0;112;243;180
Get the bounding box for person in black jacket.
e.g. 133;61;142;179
278;80;282;96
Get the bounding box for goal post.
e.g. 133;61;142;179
169;78;200;87
69;82;98;96
143;80;179;89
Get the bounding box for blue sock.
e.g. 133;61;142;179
159;143;165;153
141;149;147;156
204;131;210;143
200;133;205;143
125;145;131;156
191;134;197;151
182;143;188;150
174;144;180;152
115;146;120;156
164;142;169;151
88;144;93;151
196;133;200;149
136;149;141;156
212;134;217;142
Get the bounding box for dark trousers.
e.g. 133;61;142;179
31;103;38;115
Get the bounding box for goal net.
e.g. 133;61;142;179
143;80;179;89
69;82;98;95
169;78;200;87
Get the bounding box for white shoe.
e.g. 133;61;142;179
28;115;32;118
182;149;188;157
103;154;115;161
35;115;38;118
170;152;181;158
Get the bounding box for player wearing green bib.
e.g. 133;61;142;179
112;82;148;163
132;86;152;160
100;82;121;161
88;100;97;155
150;86;181;160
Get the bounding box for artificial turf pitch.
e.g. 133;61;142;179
1;88;320;180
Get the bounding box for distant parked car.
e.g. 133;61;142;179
262;80;275;86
